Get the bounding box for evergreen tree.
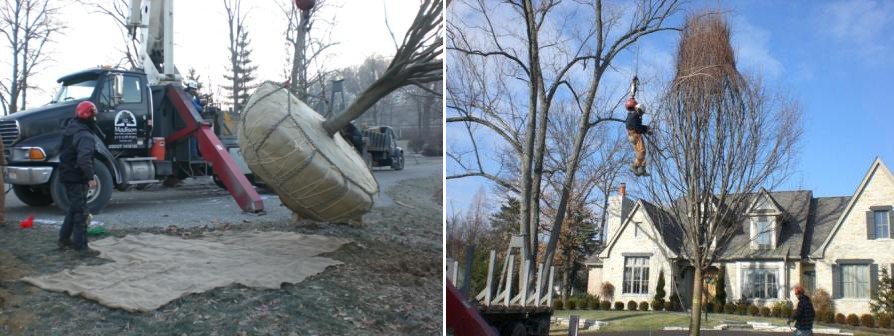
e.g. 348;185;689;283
489;197;520;246
186;68;204;91
715;266;727;305
655;270;667;302
872;267;894;316
223;28;259;113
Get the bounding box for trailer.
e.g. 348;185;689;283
447;236;555;336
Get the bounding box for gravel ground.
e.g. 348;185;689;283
0;156;443;335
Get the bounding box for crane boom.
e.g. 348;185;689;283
126;0;180;85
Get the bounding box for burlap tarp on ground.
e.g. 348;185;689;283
239;82;378;222
22;231;350;312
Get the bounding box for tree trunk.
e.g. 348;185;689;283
689;267;703;336
290;9;310;99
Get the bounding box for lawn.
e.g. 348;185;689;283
550;310;893;336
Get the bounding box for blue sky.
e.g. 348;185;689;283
446;0;894;213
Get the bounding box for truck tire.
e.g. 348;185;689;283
13;185;53;206
50;159;114;214
391;151;405;170
500;322;527;336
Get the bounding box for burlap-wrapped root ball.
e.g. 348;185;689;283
238;82;378;222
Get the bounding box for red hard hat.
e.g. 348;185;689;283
625;97;638;111
75;101;97;120
294;0;315;10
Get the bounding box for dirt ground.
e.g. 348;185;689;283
0;174;443;335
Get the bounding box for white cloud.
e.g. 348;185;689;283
730;15;783;79
815;0;894;63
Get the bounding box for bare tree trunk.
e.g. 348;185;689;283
689;267;703;336
290;9;309;99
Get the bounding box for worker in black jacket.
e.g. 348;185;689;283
58;101;100;255
788;286;815;335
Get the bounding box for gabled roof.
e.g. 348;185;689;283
812;157;894;258
598;200;682;260
746;188;784;214
719;190;813;260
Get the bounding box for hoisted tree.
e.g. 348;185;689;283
239;0;441;222
642;13;801;335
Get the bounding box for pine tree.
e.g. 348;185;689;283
186;68;204;91
655;270;667;302
871;267;894;316
223;28;258;113
715;266;728;305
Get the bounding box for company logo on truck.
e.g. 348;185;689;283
112;110;139;148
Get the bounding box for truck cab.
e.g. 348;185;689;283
0;67;208;213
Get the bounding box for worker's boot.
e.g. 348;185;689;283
637;166;650;177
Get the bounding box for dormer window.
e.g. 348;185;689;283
748;192;782;250
754;217;773;249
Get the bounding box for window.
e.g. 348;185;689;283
803;271;816;295
875;210;890;239
122;75;142;103
742;269;778;299
840;264;869;298
623;257;649;294
753;217;773;249
633;222;640;237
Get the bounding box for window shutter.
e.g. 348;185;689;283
889;211;894;238
871;263;879;297
867;211;876;240
832;264;841;299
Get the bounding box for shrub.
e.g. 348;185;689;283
836;313;846;324
821;310;835;324
566;298;577;310
668;293;681;311
715;266;728;305
724;303;736;314
812;289;833;315
651;299;665;311
760;307;771;317
861;314;875;328
847;314;859;327
737;304;748;315
771;306;782;318
782;305;793;318
600;300;611;310
628;300;638;311
703;302;713;313
878;313;891;328
614;301;625;311
554;300;564;310
639;301;650;311
748;305;760;316
588;298;600;310
655;270;667;302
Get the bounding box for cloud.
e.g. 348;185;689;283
730;16;784;79
815;0;894;63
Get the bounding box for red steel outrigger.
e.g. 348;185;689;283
163;86;264;213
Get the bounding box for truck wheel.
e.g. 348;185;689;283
13;185;53;206
391;152;405;171
50;160;114;214
500;322;527;336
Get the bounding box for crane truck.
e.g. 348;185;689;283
0;0;263;214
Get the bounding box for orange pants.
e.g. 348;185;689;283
627;129;646;168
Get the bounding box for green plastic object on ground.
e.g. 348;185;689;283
87;227;107;236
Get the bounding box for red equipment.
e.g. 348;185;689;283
19;215;34;229
294;0;315;10
150;137;166;161
75;101;97;119
446;282;497;336
164;86;264;212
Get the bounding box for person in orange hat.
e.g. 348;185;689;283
788;286;815;335
58;101;100;256
625;76;650;176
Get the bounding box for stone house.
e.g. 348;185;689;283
585;157;894;315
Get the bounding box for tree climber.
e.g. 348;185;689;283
625;76;650;176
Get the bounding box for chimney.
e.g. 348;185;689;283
604;182;633;242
